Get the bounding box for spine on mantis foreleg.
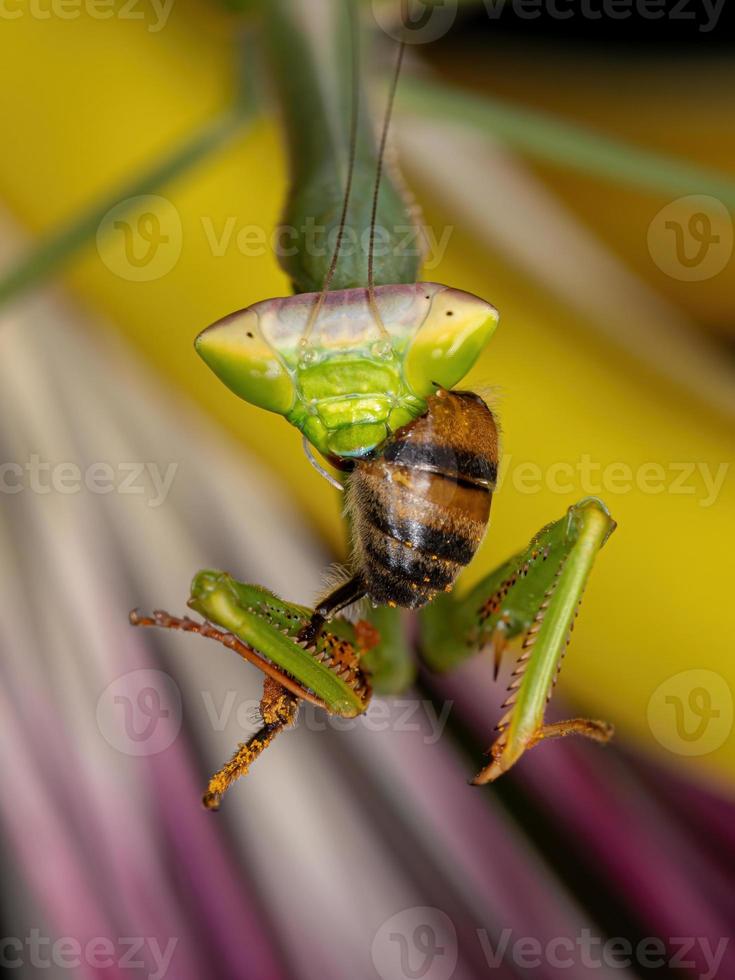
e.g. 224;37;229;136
264;0;422;292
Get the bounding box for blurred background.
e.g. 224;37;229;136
0;1;733;978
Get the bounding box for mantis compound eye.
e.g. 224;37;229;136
195;308;296;416
402;285;498;398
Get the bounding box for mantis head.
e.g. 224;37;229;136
195;282;498;458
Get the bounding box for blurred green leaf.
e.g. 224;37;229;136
399;77;735;209
213;0;262;12
0;35;262;312
0;112;254;310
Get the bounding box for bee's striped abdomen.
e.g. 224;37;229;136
348;390;499;609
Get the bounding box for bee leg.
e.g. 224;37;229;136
202;677;298;810
419;498;617;783
296;574;367;646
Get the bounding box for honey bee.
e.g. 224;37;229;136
301;388;499;639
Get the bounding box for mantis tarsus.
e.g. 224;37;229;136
131;0;616;810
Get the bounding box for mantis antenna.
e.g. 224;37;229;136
366;26;407;329
300;0;361;346
302;1;410;487
302;0;409;347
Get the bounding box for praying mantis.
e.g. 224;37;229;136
131;0;615;809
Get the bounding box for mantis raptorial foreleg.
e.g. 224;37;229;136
131;574;379;804
420;498;616;783
130;502;615;805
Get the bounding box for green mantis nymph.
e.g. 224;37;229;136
132;0;615;809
